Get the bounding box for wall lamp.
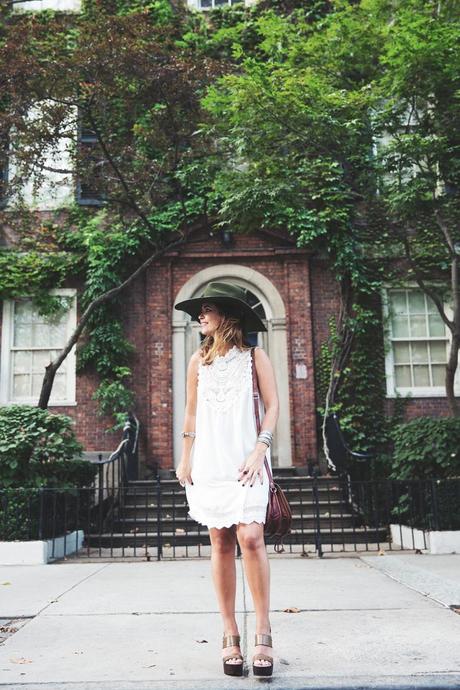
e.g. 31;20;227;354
219;229;234;248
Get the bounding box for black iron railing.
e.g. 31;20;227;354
1;475;459;560
0;413;140;558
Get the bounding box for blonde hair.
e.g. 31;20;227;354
199;309;252;365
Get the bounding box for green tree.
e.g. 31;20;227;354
373;0;460;415
0;0;222;419
201;0;460;422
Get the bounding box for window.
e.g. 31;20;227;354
383;287;459;397
0;290;77;406
0;137;7;209
188;0;243;10
76;111;105;206
13;0;81;11
5;103;75;211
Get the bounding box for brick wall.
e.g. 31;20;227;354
1;228;458;471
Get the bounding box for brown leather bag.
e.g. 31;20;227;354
250;347;292;552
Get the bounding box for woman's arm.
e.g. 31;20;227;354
175;350;200;485
238;346;280;485
253;346;280;454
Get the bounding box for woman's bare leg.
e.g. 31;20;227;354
236;522;271;667
209;525;242;665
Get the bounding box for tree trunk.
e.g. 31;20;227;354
445;332;460;417
322;274;355;472
37;235;187;409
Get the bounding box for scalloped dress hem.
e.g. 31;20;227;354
187;508;267;530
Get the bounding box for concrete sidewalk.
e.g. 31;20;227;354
0;553;459;689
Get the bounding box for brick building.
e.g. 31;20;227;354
1;0;459;476
2;219;459;475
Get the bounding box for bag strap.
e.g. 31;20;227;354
250;347;275;489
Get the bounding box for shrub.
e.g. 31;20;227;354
390;417;460;480
0;405;98;541
0;404;89;487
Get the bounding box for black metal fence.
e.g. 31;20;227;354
1;476;459;560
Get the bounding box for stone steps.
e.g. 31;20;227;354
86;525;388;547
86;472;384;549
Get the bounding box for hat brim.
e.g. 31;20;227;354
174;296;267;333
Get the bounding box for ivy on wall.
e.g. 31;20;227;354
315;291;409;476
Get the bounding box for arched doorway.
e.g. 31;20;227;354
172;265;292;467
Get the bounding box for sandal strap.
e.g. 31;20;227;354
223;653;243;663
253;654;273;663
254;633;272;647
222;634;241;649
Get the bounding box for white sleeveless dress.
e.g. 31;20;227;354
185;345;272;529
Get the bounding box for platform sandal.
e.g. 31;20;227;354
252;632;273;677
222;633;244;677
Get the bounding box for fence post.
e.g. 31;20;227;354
312;476;323;558
38;487;45;541
156;473;163;561
430;479;440;532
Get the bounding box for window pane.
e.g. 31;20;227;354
13;350;31;373
51;373;67;399
395;365;411;387
32;373;44;397
32;322;51;347
49;321;67;346
411;342;428;364
14;301;33;322
426;295;438;313
408;290;425;313
430;341;447;363
432;365;445;386
13;374;30;397
32;350;51;372
393;342;410;363
428;314;445;337
14;324;32;347
392;316;409;337
390;291;407;315
413;365;430;386
409;314;427;337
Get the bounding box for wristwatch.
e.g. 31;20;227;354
181;431;196;438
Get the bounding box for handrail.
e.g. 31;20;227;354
92;413;140;489
89;414;140;535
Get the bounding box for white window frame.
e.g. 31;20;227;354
0;288;77;406
13;0;81;12
382;283;460;398
188;0;245;10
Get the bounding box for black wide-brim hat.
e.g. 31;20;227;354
174;281;267;333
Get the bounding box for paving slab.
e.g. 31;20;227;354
45;561;246;615
1;606;459;686
361;554;460;608
0;564;107;617
245;558;439;612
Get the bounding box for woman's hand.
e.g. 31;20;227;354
238;449;266;486
175;460;193;487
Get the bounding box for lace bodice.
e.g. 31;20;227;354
197;345;252;413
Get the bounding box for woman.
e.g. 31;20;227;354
174;281;279;678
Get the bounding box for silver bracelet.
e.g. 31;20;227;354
257;431;273;447
258;430;273;439
182;431;196;438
